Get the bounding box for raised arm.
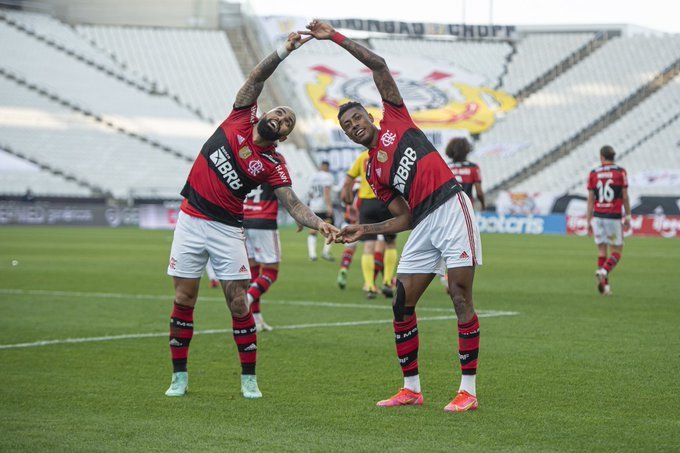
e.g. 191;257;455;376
274;186;340;241
303;20;402;105
234;32;311;108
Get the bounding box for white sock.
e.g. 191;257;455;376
459;375;476;396
404;375;421;393
253;312;263;323
246;292;254;306
307;235;317;258
322;242;332;256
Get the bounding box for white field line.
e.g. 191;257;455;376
0;288;518;350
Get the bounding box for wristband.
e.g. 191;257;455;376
276;44;290;60
331;31;346;45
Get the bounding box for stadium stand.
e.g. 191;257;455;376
513;74;680;194
471;34;680;191
0;76;192;198
76;25;245;123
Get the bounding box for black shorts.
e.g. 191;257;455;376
313;211;334;226
358;198;396;242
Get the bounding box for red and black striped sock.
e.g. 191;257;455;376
250;300;261;314
249;264;261;282
603;252;621;274
232;312;257;375
340;246;355;269
394;313;419;377
169;303;194;373
598;256;606;269
458;314;480;376
248;268;278;301
374;251;384;281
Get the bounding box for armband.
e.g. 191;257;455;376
331;32;346;45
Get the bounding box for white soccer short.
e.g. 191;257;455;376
592;217;624;246
397;192;482;275
167;211;250;280
245;228;281;264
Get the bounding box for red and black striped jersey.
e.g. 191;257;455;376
243;183;278;230
179;103;291;227
587;164;628;219
365;101;462;226
448;161;481;201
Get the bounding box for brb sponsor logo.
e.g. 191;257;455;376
210;146;243;190
393;147;417;194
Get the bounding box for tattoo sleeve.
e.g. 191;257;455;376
234;51;282;108
339;38;403;105
274;187;323;229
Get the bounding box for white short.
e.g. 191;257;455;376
167;211;250;280
397;192;482;275
592;217;623;246
245;228;281;264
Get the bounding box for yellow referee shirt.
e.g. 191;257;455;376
347;151;376;200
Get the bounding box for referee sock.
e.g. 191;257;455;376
383;248;397;286
458;314;480;396
603;252;621;274
169;303;194;373
232;312;257;375
361;254;375;290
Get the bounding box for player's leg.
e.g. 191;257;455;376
165;211;208;396
361;240;378;298
249;263;277;332
337;241;356;289
247;229;280;331
307;228;318;261
596;243;609;294
376;272;434;407
373;237;385;282
600;220;624;295
321;215;335;261
381;235;398;297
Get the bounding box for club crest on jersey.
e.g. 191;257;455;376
248;160;264;176
239;147;252;159
380;130;397;148
210;146;244;190
377;150;388;163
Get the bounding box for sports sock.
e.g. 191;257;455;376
322;242;332;256
250;299;261;314
340;246;355;269
383;248;397;286
404;375;421;393
458;314;480;395
169;303;194;373
361;254;375;290
248;267;278;301
598;256;606;269
307;235;317;259
394;313;419;378
232;312;257;375
374;251;384;281
603;252;621;274
249;264;261;282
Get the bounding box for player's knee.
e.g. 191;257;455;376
392;280;414;321
224;280;249;316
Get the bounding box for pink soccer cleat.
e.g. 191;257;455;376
444;390;478;412
376;388;423;407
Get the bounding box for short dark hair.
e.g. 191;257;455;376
337;101;365;121
600;145;616;161
445;138;472;162
320;160;330;167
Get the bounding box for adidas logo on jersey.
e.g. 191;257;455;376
210;146;244;190
237;134;246;145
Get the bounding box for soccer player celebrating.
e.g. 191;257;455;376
243;183;281;332
587;145;631;296
340;151;398;299
165;31;339;399
302;20;483;412
306;160;336;261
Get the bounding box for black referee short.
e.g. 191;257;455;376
313;211;334;226
359;198;396;242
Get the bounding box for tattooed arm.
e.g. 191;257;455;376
274;187;340;241
234;32;311;108
303;20;402;105
340;196;411;243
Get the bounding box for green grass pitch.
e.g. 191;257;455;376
1;227;678;451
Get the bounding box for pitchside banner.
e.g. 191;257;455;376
0;201;139;227
477;212;566;235
567;215;680;238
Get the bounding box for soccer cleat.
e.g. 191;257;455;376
309;256;318;262
337;268;348;289
444;390;478;412
381;284;395;298
255;318;273;332
602;284;612;296
240;375;262;399
165;371;188;397
321;253;335;262
209;279;220;288
595;268;608;294
376;388;423;407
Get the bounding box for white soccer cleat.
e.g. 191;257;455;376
240;375;262;399
253;313;272;332
165;371;188;397
595;268;608;294
602;284;612;296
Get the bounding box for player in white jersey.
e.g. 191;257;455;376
306;161;336;261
